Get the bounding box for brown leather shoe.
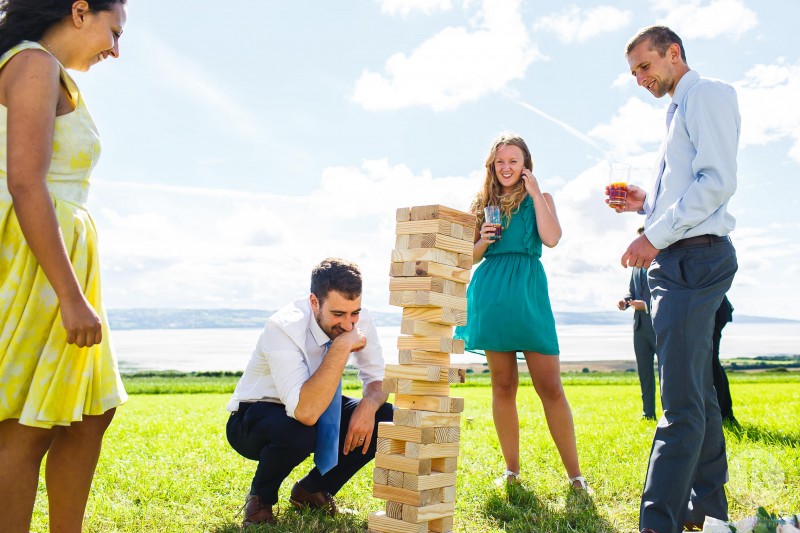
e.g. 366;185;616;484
289;482;337;516
243;494;276;526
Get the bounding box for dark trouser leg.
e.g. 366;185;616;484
633;320;658;418
299;396;394;496
640;241;737;533
226;402;316;505
711;325;734;420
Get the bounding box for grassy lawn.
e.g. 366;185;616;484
30;372;800;532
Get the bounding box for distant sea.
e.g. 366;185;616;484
112;322;800;374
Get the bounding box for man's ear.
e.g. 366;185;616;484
72;1;90;28
668;42;681;63
310;293;320;314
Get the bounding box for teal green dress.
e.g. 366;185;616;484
455;196;559;356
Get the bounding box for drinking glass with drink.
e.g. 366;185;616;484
608;162;631;208
484;205;502;240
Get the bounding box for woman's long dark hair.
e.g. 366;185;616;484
0;0;125;57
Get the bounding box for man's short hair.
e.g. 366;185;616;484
310;258;362;303
626;25;687;64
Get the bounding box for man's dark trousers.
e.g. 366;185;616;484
640;239;737;533
227;396;394;505
631;267;657;418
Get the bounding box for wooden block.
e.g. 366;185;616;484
388;469;405;488
396;379;450;396
394;410;461;428
431;457;458;473
401;306;466;327
441;485;456;503
456;253;472;270
396;335;464;354
374;467;389;486
403;472;457;491
386;500;404;520
368;511;427;533
390;277;465;298
395;233;473;256
390;291;467;312
400;319;454;338
377;437;406;455
376;453;432;475
408;204;475;228
378;422;436;444
385;364;448;382
382;378;399;393
394;395;465;414
398;350;451;367
390;261;471;284
405;441;460;459
402;501;455;523
429;515;454;533
373;484;442;507
395;219;475;242
396;207;411;222
433;426;461;444
391;248;461;268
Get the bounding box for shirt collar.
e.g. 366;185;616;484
671;69;699;105
308;313;331;347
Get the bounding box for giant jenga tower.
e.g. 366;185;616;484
367;205;475;533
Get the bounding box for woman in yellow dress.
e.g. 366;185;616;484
0;1;128;531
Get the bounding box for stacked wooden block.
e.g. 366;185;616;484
368;205;475;533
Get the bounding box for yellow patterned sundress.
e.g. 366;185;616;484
0;42;127;428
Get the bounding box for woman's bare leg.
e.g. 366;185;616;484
486;351;521;474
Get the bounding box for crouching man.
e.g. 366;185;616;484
226;258;393;526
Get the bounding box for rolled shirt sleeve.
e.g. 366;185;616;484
258;322;310;419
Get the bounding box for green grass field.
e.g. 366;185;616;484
30;371;800;532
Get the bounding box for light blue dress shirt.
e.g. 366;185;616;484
644;70;741;249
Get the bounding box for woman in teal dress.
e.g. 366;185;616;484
456;133;588;491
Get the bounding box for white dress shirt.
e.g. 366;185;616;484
226;298;384;419
644;70;740;249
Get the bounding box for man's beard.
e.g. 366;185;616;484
315;311;344;339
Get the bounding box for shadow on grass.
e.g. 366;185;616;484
209;505;367;533
726;421;800;447
483;483;615;533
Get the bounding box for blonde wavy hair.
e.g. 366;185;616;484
470;133;533;228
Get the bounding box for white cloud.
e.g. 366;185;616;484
652;0;757;40
735;59;800;163
377;0;453;16
352;0;544;111
533;5;633;44
588;97;665;161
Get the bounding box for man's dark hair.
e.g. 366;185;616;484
626;25;687;64
637;226;645;235
310;258;362;303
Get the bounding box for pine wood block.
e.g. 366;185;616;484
396;207;411;222
389;291;467;312
395;219;475;242
402;501;455;524
374;467;389;486
395;233;473;256
406;441;460;459
398;350;451;367
432;457;459;474
441;485;457;503
433;426;461;444
385;364;464;383
386;500;404;520
396;335;465;354
396;379;450;396
394;394;465;413
403;472;457;492
373;484;442;507
401;306;466;327
368;511;428;533
377;437;406;455
390;261;471;284
408;204;476;228
429;516;454;532
399;319;454;338
391;248;461;268
378;422;436;444
394;410;461;428
388;469;405;488
382;378;398;393
390;277;465;298
376;453;432;475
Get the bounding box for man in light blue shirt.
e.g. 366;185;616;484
610;26;739;533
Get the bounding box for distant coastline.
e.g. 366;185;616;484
107;308;800;330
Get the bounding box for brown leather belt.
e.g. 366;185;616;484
666;234;729;251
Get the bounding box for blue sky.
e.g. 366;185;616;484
73;0;800;320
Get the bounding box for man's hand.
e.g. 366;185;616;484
621;233;659;269
629;300;647;312
333;327;367;353
606;184;647;213
617;299;629;311
343;397;378;455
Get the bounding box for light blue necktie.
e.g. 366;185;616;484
646;102;679;217
314;341;341;475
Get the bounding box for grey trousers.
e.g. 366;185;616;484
633;314;657;418
640;239;737;533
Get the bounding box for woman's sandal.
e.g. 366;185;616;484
569;475;593;494
494;469;521;487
